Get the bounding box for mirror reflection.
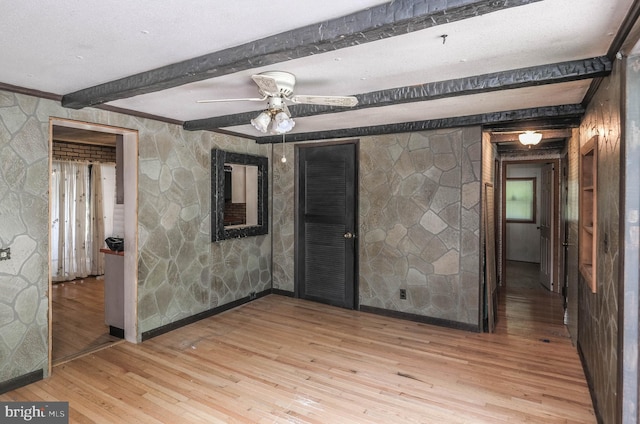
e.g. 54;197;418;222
211;149;268;242
224;164;258;228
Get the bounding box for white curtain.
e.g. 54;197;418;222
51;161;116;281
51;161;91;282
90;163;116;276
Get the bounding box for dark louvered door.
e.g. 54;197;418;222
296;142;357;309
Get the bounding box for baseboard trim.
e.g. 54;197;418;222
577;341;604;424
359;305;480;333
271;288;295;297
109;326;125;339
141;289;271;341
0;369;44;395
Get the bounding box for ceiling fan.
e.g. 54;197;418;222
197;71;359;134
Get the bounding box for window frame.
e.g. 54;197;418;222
505;177;537;223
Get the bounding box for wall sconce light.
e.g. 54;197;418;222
518;131;542;147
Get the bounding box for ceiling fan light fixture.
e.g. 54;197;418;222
519;131;542;146
270;111;295;134
251;111;272;133
198;71;358;133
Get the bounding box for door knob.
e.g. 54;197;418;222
343;232;356;239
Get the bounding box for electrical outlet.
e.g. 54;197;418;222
0;248;10;261
399;289;407;300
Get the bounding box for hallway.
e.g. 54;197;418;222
498;260;570;341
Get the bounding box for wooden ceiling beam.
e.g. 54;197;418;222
253;104;584;144
61;0;541;109
489;129;573;143
183;57;608;131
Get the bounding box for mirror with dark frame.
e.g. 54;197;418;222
211;149;268;242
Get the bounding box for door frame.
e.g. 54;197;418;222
501;158;560;292
539;162;554;291
294;139;359;309
560;153;569;311
48;118;139;375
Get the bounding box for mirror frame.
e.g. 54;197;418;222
211;149;268;242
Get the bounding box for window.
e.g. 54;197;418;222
505;178;536;223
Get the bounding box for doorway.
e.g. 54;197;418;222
501;159;560;293
48;119;138;371
295;141;358;309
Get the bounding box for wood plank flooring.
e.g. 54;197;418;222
52;277;122;365
2;265;595;423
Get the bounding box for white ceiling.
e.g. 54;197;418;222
0;0;635;142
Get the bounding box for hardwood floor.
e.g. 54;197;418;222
3;268;594;423
499;261;572;343
52;277;122;365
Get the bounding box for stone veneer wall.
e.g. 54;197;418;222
577;57;621;424
358;128;482;326
271;142;295;291
136;122;270;334
0;92;49;383
272;129;482;328
0;89;270;385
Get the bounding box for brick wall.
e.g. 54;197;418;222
224;202;247;226
52;141;116;162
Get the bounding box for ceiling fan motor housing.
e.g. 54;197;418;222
260;71;296;97
267;96;286;111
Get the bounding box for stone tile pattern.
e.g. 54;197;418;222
271;130;483;328
136;128;271;334
271;142;295;291
0;91;49;383
358;128;481;325
578;58;621;424
0;89;271;384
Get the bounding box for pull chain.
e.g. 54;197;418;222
281;133;287;163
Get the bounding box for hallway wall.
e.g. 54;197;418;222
566;128;580;343
577;52;622;424
620;49;640;422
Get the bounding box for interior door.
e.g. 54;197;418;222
539;163;554;291
296;142;357;309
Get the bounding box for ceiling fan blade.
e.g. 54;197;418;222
289;95;358;107
197;96;266;103
251;74;280;96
